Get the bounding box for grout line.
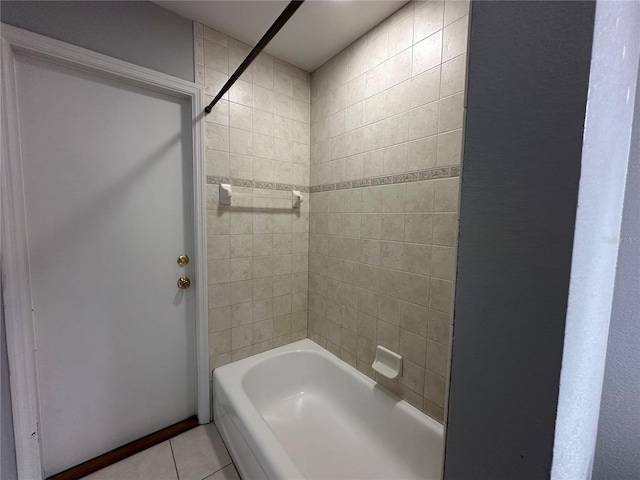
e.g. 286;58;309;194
206;459;234;480
168;439;180;480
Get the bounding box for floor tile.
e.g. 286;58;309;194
82;441;177;480
204;464;241;480
170;423;232;480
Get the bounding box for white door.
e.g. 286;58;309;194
13;52;196;476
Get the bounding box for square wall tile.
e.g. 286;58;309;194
412;31;443;76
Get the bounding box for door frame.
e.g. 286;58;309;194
0;24;209;479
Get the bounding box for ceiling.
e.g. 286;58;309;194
155;1;409;72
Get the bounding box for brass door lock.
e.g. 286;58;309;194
177;277;191;289
177;254;189;266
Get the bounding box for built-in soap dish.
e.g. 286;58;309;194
372;345;403;379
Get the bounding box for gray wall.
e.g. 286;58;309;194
593;58;640;480
1;1;194;82
444;1;595;479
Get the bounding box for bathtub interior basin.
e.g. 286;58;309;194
213;339;444;480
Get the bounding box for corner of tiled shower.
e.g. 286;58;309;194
194;0;469;425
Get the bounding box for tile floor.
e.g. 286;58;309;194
82;423;239;480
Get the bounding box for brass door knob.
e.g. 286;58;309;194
177;277;191;289
177;254;190;266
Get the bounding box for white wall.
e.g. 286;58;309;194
592;51;640;480
552;1;640;478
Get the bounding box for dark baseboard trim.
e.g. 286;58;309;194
47;416;199;480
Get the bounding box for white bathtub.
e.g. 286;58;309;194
213;339;444;480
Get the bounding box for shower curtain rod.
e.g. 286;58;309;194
204;0;306;114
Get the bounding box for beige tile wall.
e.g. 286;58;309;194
309;0;468;185
194;23;311;369
195;0;467;424
308;0;468;422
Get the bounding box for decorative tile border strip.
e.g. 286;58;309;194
206;176;310;193
205;165;460;195
371;175;393;186
352;178;372;188
309;165;460;192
